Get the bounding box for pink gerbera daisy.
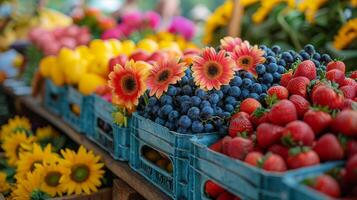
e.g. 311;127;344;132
147;58;186;98
220;36;246;52
231;42;266;75
192;47;234;90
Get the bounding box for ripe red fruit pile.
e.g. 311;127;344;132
205;180;241;200
209;60;357;172
303;154;357;198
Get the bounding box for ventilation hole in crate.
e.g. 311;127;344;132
50;93;59;101
141;145;173;174
70;104;81;116
96;118;113;137
204;180;241;200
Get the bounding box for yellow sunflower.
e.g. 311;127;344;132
2;131;35;166
32;161;67;197
0;172;10;193
252;0;295;24
16;143;59;180
0;116;31;141
298;0;327;23
333;18;357;50
35;126;60;141
60;146;104;195
11;172;42;200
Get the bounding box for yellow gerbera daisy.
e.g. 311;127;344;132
11;172;42;200
32;161;67;197
60;146;104;195
16;143;59;180
0;116;31;141
0;172;10;193
35;126;60;141
2;131;35;166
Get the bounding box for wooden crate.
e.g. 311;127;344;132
113;179;145;200
52;188;112;200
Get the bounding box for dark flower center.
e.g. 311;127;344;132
242;58;250;64
205;62;221;78
157;70;171;82
70;164;90;183
30;160;42;172
45;171;62;187
239;56;253;67
121;75;137;93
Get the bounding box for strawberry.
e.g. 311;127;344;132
282;121;315;146
209;139;223;152
256;123;284;149
289;95;310;118
228;112;253;137
287;76;310;98
280;71;293;87
287;147;320;169
312;85;344;110
313;133;344;161
239;98;261;115
351;70;357;79
345;154;357;184
261;153;287;172
346;140;357;159
342;99;356;110
222;136;233;155
234;197;241;200
303;109;332;135
341;78;357;87
268;144;289;160
308;175;341;198
227;136;254;160
327;60;346;73
293;60;316;80
217;191;235;200
268;100;298;126
250;108;269;127
326;69;345;86
244;151;263;166
331;110;357;137
340;85;356;99
267;86;289;100
205;180;225;198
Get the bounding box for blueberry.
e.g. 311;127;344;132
259;45;268;50
228;86;241;97
192;121;204;133
181;101;191;114
221;85;230;94
200;100;211;109
168;110;179;121
214;119;224;126
161;105;173;116
219;125;228;135
155;117;166;126
277;59;286;66
244;72;255;80
188;107;200;120
167;86;177;96
321;54;332;63
304;44;315;55
215;90;224;99
241;89;250;98
263;73;274;83
214;107;223;115
176;127;187;133
185;69;192;77
231;76;242;86
266;56;276;63
181;76;189;85
277;65;286;74
256;64;266;75
294;54;303;61
165;121;175;130
225;104;234;112
251;83;262;94
180;95;190;102
259;93;268;103
273;72;281;81
204;123;214;132
222;112;231;118
249;93;259;99
267;63;278;73
272;45;281;54
267;51;276;57
312;59;320;68
243;78;252;88
190;96;201;106
201;106;214;118
300;51;310;60
261;84;268;92
182;85;192;95
225;96;237;105
282;52;293;63
160;95;173;105
152;105;160;114
312;53;321;60
209;93;220;104
148;97;158;107
178;115;192;129
195;88;207;99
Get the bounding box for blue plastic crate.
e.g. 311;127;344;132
62;87;92;133
130;112;215;200
190;135;343;200
87;95;130;161
283;162;344;200
43;79;66;116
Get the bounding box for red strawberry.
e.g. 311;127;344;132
303;110;332;135
234;197;241;200
250;108;269;127
345;154;357;184
205;180;225;198
267;86;289;100
268;144;289;160
244;151;263;166
327;60;346;73
313;133;344;161
341;78;357;87
108;54;128;72
340;85;356;99
331;110;357;137
262;153;287;172
222;136;233;155
287;148;320;169
282;121;315;146
309;175;341;198
129;50;150;61
268;100;298;126
289;95;310;118
209;139;223;152
280;71;293;87
239;98;261;115
227;137;254;160
228;112;253;137
312;85;344;110
351;70;357;79
287;76;310;98
217;191;235;200
326;69;345;86
256;123;284;149
346;140;357;159
342;99;356;110
293;60;316;80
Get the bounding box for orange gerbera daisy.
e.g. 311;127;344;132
230;42;266;75
220;37;246;52
108;60;152;110
147;58;186;98
192;47;234;90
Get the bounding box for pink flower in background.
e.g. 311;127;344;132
122;11;142;28
168;16;196;41
144;11;161;29
117;24;133;37
101;27;123;40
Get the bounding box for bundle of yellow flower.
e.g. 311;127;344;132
333;18;357;50
298;0;328;23
252;0;295;24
